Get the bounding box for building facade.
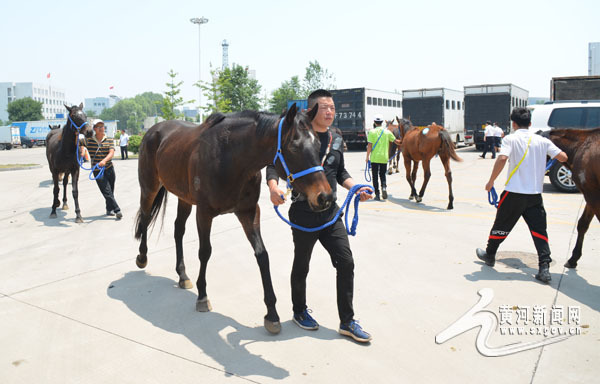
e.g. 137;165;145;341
589;42;600;76
0;82;67;121
84;95;120;116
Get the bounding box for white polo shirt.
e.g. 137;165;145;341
484;124;494;137
499;129;562;194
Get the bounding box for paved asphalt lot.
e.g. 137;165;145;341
0;144;598;383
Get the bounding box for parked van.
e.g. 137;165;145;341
529;101;600;192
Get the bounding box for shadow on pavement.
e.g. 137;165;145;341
107;271;345;380
384;195;448;212
29;207;70;227
463;251;600;313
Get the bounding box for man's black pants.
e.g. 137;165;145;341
94;166;121;214
481;137;495;158
120;145;128;160
371;162;388;196
289;203;354;324
486;191;551;266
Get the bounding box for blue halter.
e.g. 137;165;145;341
68;114;88;132
273;118;324;190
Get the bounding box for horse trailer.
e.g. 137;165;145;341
401;88;465;145
551;76;600;101
464;84;529;150
329;88;402;148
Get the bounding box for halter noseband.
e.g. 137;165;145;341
273;118;324;189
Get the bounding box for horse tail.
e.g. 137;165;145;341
438;129;463;162
134;186;168;240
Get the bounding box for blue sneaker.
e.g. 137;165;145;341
339;320;372;342
293;309;319;330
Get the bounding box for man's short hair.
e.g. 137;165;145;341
510;107;531;128
307;89;333;109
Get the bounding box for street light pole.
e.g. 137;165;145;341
190;16;208;123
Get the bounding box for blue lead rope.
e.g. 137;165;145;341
487;159;556;208
274;184;373;236
76;135;105;180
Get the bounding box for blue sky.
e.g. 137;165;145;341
2;0;598;107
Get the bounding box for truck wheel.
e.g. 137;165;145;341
0;144;5;150
549;163;578;193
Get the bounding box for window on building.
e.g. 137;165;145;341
446;100;450;109
383;99;388;107
367;97;372;105
378;98;382;106
457;101;461;110
452;100;456;110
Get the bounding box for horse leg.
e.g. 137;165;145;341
174;199;193;289
50;172;60;218
441;156;454;210
195;210;214;313
417;158;432;203
410;161;420;201
404;157;417;200
71;170;83;223
395;152;401;173
62;173;69;211
235;203;281;334
565;202;597;268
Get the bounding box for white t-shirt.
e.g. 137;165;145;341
493;126;504;137
119;133;129;146
484;124;494;137
499;129;562;194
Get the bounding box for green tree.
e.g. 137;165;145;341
198;64;262;114
100;99;143;134
269;76;302;114
302;60;336;95
161;69;193;120
7;98;43;121
85;109;99;118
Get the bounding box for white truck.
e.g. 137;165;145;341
0;125;21;150
402;88;465;144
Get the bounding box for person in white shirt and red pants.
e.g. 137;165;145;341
476;108;568;283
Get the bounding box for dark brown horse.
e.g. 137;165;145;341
548;128;600;268
45;104;91;222
385;119;402;174
134;104;333;334
397;117;462;209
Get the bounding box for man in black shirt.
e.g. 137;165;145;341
266;89;373;342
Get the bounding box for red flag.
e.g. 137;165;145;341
109;86;114;90
46;73;51;79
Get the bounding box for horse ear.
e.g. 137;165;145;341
78;102;83;109
65;104;72;112
284;103;298;128
307;103;319;122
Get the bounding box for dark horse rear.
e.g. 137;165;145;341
548;128;600;268
134;105;333;334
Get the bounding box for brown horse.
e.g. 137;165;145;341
385;119;402;174
134;104;333;334
397;117;462;209
45;104;92;222
547;128;600;268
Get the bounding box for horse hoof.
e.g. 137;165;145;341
409;195;414;200
75;217;83;223
564;261;577;269
196;297;212;312
447;205;454;210
264;319;281;335
135;256;147;269
416;196;423;203
49;213;57;219
179;279;193;289
62;204;69;210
